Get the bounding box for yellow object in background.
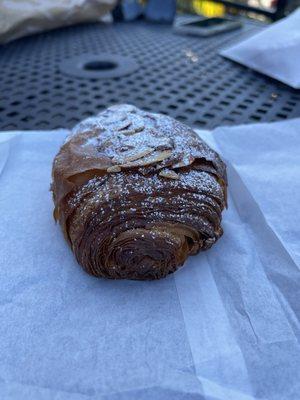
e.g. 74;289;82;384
193;0;225;17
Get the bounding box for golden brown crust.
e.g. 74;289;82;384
51;104;227;280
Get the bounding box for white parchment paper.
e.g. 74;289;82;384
0;119;299;399
220;9;300;88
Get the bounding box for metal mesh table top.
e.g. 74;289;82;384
0;19;299;131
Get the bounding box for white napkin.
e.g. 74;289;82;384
0;119;299;400
220;9;300;88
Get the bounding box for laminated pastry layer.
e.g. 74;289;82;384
52;104;227;280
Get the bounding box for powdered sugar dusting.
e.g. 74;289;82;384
66;104;225;175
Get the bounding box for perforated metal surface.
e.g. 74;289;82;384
0;20;299;131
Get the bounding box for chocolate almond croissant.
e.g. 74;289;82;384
51;105;227;280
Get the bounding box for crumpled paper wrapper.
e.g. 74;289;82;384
0;119;299;399
220;9;300;89
0;0;116;44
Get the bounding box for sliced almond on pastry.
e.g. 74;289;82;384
159;169;179;180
